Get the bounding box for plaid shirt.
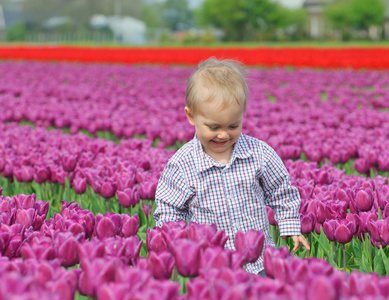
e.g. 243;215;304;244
153;133;301;274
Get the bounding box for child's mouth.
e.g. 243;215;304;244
211;140;228;146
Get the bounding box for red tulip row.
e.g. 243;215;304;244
1;45;389;69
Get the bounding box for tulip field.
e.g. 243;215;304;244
1;46;389;299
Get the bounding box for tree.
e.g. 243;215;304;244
349;0;385;30
196;0;293;41
324;0;385;40
324;1;354;40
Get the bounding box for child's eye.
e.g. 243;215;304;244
208;126;218;130
229;125;239;129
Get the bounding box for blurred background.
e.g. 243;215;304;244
0;0;388;45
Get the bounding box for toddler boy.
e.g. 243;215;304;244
153;58;309;274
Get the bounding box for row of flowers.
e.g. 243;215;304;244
2;120;389;259
1;46;389;69
1;62;389;172
2;190;389;299
1;122;388;216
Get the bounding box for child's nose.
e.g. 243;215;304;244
218;131;229;139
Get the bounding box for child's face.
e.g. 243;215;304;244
185;99;244;163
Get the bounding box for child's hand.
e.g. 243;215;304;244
281;235;310;252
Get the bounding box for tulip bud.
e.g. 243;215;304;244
121;214;139;237
139;180;158;200
235;229;265;264
148;250;175;279
34;165;50;183
147;228;167;253
170;239;206;277
300;212;316;234
354;188;374;212
378;154;389;172
117;187;140;208
266;207;278;226
100;180;117;199
73;177;87;194
334;219;354;244
354;158;372;174
323;219;337;242
62;154;77;172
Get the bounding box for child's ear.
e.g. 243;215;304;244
184;106;195;126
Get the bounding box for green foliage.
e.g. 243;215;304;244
349;0;386;30
324;0;385;36
142;2;164;28
197;0;302;41
6;23;27;41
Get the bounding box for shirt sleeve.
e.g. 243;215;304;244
153;160;194;227
260;143;301;237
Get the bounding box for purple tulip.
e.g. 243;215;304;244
354;188;374;212
73;177;87;194
55;233;80;267
79;240;106;264
34;165;50;183
95;214;121;239
117;187;140;208
199;247;232;271
235;229;265;263
325;201;347;220
334;219;354;244
300;212;316;234
20;236;56;261
139;180;158;200
375;185;389;211
121;214;139;237
187;222;228;248
266;207;278;226
15;166;34;182
378;154;389;171
354;158;372;174
147;228;167;253
316;200;327;224
61;154;77;172
100;180;117;199
170;239;207;277
79;258;121;297
368;219;389;244
307;276;337;300
323;219;337;242
148;250;175;279
115;171;136;191
15;208;36;228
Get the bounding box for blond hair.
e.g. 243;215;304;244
185;58;248;113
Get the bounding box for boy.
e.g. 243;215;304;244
153;58;309;275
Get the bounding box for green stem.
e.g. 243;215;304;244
343;244;346;271
308;234;311;257
333;242;338;265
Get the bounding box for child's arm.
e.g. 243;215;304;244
153;161;194;227
260;143;309;250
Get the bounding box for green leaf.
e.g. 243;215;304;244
312;229;336;266
373;250;385;276
380;247;389;275
139;242;148;258
361;254;373;273
379;207;383;220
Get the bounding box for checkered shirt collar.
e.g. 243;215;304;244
193;133;253;174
